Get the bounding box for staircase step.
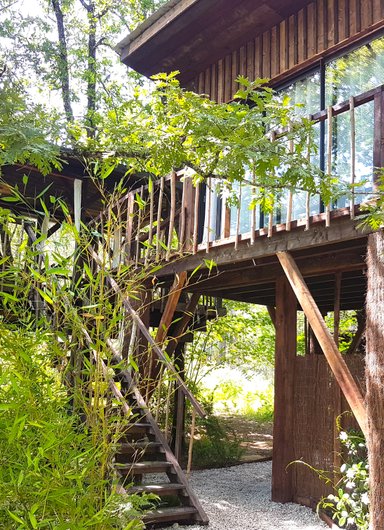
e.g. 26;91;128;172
143;506;198;525
118;442;163;454
129;483;185;496
125;422;153;433
116;461;172;475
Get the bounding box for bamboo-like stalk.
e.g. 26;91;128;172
326;106;333;227
349;96;356;219
193;182;200;254
156;177;164;261
205;177;212;253
164;376;173;441
166;171;176;261
187;408;196;477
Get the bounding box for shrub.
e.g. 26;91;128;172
0;324;148;529
320;430;369;530
192;416;244;468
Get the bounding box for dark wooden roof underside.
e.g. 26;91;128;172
117;0;313;85
0;156;146;219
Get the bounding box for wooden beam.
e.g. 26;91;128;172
155;271;188;345
166;292;200;357
267;305;276;328
187;248;366;293
276;251;368;437
88;248;205;417
272;275;296;503
156;214;366;278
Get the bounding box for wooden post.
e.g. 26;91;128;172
349;96;356;219
272;275;297;503
333;272;342;483
172;342;186;463
373;86;384;188
277;251;368;436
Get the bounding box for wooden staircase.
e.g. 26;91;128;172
112;370;209;528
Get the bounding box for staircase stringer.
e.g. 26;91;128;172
81;327;208;525
121;370;209;525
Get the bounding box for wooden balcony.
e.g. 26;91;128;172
97;85;380;296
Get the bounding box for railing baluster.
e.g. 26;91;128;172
268;208;274;238
166;171;176;261
156;177;164;261
235;183;242;250
205;177;211;253
146;179;154;264
286;124;294;231
179;173;186;251
349;96;356;219
135;185;144;266
251;173;256;245
124;194;134;263
305;130;311;231
193;181;200;254
326;105;333;227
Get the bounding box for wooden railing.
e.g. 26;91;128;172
195;84;382;255
92;85;382;266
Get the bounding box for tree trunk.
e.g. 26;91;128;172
366;230;384;530
86;1;97;138
50;0;74;125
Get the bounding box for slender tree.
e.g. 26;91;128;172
365;229;384;530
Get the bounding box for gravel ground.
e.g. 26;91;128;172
177;461;328;530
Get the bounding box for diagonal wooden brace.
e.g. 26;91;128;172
88;247;206;418
277;251;368;437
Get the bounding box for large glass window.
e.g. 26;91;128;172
204;35;384;242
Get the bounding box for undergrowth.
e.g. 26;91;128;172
0;323;149;529
192;416;244;468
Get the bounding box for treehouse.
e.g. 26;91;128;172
1;0;383;528
114;0;384;524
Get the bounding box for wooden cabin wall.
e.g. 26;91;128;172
191;0;384;101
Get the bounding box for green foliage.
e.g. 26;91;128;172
0;324;147;529
0;82;62;174
320;430;369;530
358;173;384;230
188;302;275;382
192;416;244;468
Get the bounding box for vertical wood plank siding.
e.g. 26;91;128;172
197;0;384;101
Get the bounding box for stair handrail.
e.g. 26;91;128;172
88;246;206;418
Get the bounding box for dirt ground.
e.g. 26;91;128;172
220;415;273;462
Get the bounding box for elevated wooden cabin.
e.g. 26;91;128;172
116;0;384;512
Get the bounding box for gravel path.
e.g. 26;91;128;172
178;461;328;530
